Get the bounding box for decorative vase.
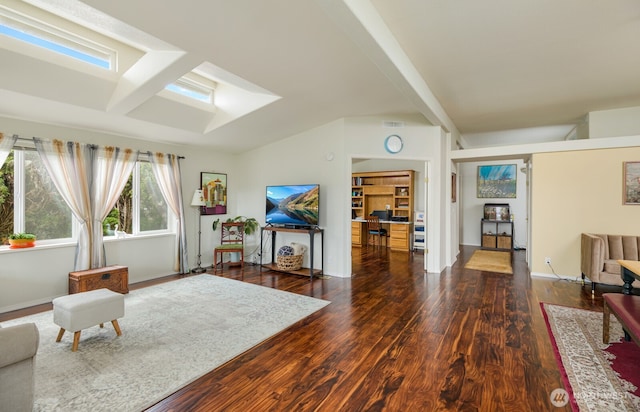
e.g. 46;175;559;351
9;238;36;248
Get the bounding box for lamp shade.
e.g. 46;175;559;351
190;189;206;207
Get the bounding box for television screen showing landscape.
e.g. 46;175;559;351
266;184;319;226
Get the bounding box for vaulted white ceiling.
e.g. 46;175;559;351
1;0;639;152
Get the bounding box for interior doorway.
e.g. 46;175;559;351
349;157;431;270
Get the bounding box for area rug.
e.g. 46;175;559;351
0;275;330;412
463;249;512;274
541;303;640;411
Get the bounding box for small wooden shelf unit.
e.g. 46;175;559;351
480;203;513;251
260;226;323;280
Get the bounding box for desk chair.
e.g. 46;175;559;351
366;215;387;247
213;222;244;273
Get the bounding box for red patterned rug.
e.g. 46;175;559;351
541;303;640;411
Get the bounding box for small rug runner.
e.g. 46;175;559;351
463;249;512;274
1;275;330;412
541;303;640;411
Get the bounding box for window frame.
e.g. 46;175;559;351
3;150;174;249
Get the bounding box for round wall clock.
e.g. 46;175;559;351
384;134;403;154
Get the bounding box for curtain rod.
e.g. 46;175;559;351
11;135;185;159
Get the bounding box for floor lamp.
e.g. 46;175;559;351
191;189;207;273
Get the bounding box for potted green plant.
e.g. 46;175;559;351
8;233;36;248
212;216;259;235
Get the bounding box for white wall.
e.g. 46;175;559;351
235;119;346;274
589;106;640;138
459;159;528;249
0;116;240;312
234;115;447;277
343;116;444;273
1;114;453;310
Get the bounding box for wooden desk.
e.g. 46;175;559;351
351;219;412;251
619;260;640;295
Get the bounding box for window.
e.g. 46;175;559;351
0;149;73;243
137;162;168;232
165;78;212;104
105;162;171;237
0;150;171;246
0;7;115;70
22;150;72;239
162;72;216;108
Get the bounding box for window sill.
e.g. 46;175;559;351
0;232;175;254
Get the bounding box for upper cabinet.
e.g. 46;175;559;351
351;170;415;221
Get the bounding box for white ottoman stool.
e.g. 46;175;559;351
52;288;124;352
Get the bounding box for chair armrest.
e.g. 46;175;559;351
0;323;39;368
581;233;605;278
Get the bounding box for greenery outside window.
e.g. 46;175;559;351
1;149;172;246
0;149;74;244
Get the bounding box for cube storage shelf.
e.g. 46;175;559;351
481;203;513;251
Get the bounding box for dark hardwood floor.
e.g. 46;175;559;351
1;245;610;411
147;246;601;412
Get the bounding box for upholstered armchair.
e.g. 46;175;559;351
0;322;39;411
581;233;640;294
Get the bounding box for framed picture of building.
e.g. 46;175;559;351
200;172;227;215
477;164;517;198
623;161;640;205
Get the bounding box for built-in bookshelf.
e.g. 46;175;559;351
351;170;415;221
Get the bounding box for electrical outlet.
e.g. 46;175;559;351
545;257;551;264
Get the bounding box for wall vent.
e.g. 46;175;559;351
383;121;404;128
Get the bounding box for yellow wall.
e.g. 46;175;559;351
531;146;640;277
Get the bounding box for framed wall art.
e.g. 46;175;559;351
200;172;227;215
477;164;517;198
623;161;640;205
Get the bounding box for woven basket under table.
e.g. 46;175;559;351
277;254;303;271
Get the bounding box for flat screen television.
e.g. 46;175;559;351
266;184;319;227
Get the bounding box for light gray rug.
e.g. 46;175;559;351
1;274;330;412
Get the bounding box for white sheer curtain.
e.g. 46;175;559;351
34;138;93;270
35;139;138;270
148;152;189;274
92;146;138;267
0;133;18;166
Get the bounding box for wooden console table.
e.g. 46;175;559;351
260;226;323;280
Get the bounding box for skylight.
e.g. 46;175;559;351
0;6;115;70
163;73;216;107
165;78;213;104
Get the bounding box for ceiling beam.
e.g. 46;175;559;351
316;0;459;138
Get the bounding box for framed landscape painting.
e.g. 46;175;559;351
477;164;517;198
623;161;640;205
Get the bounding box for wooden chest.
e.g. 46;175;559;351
69;265;129;294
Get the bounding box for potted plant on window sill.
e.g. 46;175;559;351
8;233;36;248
